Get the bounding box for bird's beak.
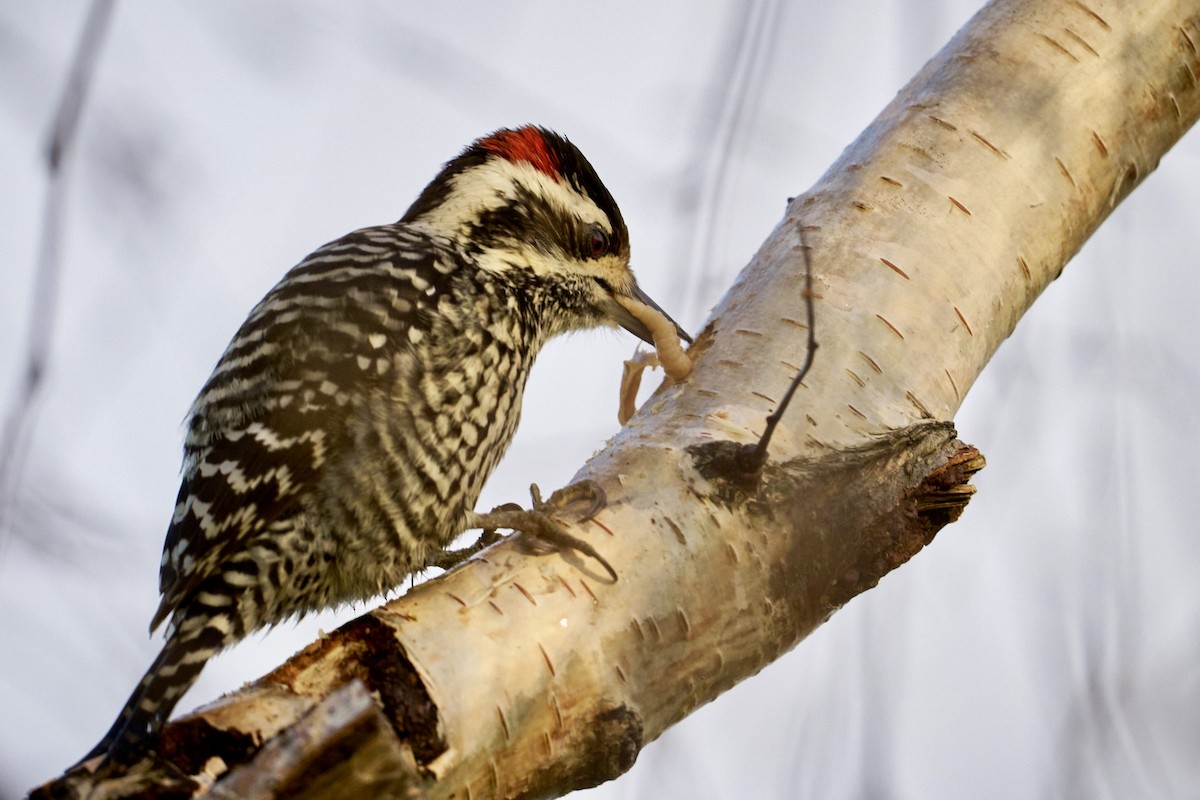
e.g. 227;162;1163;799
608;284;693;346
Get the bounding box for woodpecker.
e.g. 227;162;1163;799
84;126;690;767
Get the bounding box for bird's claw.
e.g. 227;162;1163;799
530;479;606;522
466;482;616;581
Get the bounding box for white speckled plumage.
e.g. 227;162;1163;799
85;126;688;767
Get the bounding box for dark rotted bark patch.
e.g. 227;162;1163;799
579;705;643;787
685;439;763;504
345;614;445;765
515;704;645;800
265;613;444;765
161;714;257;777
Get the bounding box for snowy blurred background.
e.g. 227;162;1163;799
3;2;1199;798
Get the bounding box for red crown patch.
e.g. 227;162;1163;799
479;126;561;180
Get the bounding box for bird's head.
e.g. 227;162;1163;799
402;125;690;345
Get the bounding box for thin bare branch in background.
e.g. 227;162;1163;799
0;0;116;542
679;0;782;322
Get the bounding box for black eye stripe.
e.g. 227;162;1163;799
462;187;624;264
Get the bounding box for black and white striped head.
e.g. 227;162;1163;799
402;125;688;344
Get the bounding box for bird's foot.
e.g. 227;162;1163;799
429;528;504;571
465;481;616;581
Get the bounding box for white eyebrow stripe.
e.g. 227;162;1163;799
416;159;613;235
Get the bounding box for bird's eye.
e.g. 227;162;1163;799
588;227;610;258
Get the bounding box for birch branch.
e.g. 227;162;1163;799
37;0;1200;797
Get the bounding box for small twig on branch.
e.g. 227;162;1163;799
687;216;818;481
746;219;818;466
